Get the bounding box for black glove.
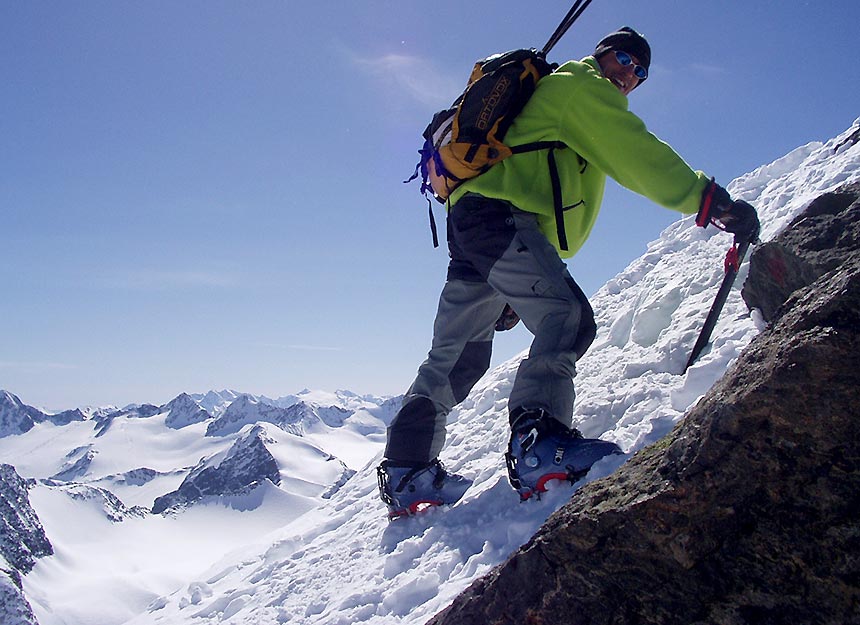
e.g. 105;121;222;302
697;179;761;242
719;200;761;242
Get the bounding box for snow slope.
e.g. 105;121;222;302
112;123;859;625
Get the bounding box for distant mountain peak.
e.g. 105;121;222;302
163;393;211;429
0;390;42;437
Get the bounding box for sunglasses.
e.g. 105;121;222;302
614;50;648;81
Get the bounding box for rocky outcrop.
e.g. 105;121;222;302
105;467;162;486
47;483;148;522
429;189;860;625
0;566;40;625
152;424;281;514
0;391;89;438
205;395;296;437
50;445;97;482
280;401;352;429
742;181;860;322
0;465;52;573
42;408;86;427
0;465;51;625
205;395;352;437
163;393;211;429
0;392;43;438
93;403;161;437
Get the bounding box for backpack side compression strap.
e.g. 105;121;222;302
546;147;568;251
511;141;569;252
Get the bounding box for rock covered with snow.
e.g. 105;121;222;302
44;409;88;427
568;121;860;457
103;467;162;487
0;467;49;625
49;445;97;482
42;482;148;522
205;395;296;437
0;560;39;625
0;392;44;438
0;391;92;438
163;393;212;429
192;389;245;416
152;424;281;513
204;395;355;437
0;465;52;573
281;401;352;429
275;388;396;413
152;422;353;514
93;403;162;437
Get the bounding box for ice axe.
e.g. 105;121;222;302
684;234;755;372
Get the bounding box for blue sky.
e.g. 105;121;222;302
2;0;858;410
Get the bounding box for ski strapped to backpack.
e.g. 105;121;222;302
404;0;596;249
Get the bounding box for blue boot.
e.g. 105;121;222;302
506;410;622;501
377;459;472;519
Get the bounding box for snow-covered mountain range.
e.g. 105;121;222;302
0;388;398;624
0;119;858;625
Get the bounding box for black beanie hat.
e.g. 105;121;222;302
594;26;651;79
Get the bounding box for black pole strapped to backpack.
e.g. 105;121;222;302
541;0;596;57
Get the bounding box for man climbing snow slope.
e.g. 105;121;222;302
378;26;760;517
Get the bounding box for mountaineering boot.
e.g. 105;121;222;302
377;459;472;519
505;409;623;501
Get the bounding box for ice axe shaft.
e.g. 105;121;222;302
684;237;752;372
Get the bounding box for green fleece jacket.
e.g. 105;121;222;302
449;56;710;258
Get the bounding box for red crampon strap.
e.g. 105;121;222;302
724;243;740;273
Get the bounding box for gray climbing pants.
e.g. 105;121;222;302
384;194;596;465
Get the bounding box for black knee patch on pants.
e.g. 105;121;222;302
450;340;492;403
565;275;597;357
385;396;437;464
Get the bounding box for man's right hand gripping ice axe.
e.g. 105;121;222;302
697;179;761;243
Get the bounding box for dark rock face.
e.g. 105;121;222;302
0;465;51;625
0;465;52;573
50;483;148;522
44;408;87;427
743;182;860;322
50;446;97;482
429;192;860;625
0;392;44;438
0;568;40;625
